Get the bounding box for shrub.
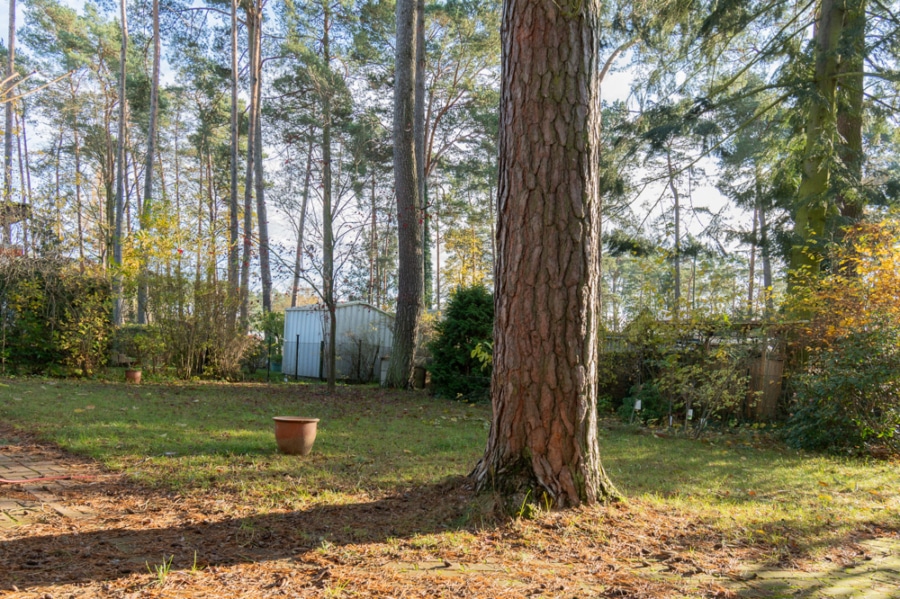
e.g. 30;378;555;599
428;285;493;400
150;276;250;379
111;324;165;370
616;320;752;434
785;323;900;454
783;220;900;455
0;257;111;375
618;382;667;424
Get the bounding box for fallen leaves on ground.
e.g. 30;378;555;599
1;432;896;599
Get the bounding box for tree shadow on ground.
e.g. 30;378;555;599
1;476;477;591
728;537;900;598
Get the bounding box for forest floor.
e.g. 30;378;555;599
1;378;898;598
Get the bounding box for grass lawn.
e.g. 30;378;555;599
1;376;898;598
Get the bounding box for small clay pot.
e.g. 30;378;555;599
273;417;319;456
125;369;142;384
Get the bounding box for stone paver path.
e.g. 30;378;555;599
728;537;900;598
0;450;94;528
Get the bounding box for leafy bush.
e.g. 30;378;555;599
618;382;667;424
112;324;165;370
616;319;752;434
655;343;751;436
783;220;900;455
150;276;251;379
428;285;493;400
785;324;900;454
0;257;111;375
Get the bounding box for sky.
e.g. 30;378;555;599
2;0;741;294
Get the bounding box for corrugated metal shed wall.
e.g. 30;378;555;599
282;302;394;380
282;306;327;377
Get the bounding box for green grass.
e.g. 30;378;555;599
1;377;897;556
600;426;899;556
0;378;489;510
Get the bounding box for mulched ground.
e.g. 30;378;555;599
0;429;893;598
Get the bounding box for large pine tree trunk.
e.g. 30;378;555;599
471;0;618;508
789;0;845;285
837;0;865;223
386;0;423;389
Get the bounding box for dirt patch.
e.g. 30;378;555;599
1;432;898;598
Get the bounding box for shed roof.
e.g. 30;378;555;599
284;301;395;320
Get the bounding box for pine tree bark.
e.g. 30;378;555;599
471;0;619;508
387;0;423;389
137;0;160;325
836;0;865;224
789;0;844;285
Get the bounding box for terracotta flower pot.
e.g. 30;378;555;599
125;368;142;384
273;417;319;456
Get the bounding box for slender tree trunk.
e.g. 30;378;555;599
387;0;423;388
228;0;240;323
322;2;337;391
196;153;204;285
253;0;272;314
126;115;141;233
489;182;496;276
207;149;218;281
14;109;28;255
471;0;619;508
103;95;116;265
416;0;432;310
790;0;844;286
173;99;185;319
367;173;377;305
113;0;129;326
137;0;161;324
75;123;85;267
759;196;773;316
20;101;33;254
748;204;758;315
241;3;259;327
3;0;16;245
436;186;441;310
666;146;681;315
292;135;314;307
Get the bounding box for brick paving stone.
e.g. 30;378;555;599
1;451;96;527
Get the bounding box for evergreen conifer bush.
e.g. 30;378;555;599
428;285;494;400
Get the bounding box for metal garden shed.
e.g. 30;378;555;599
282;302;394;382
